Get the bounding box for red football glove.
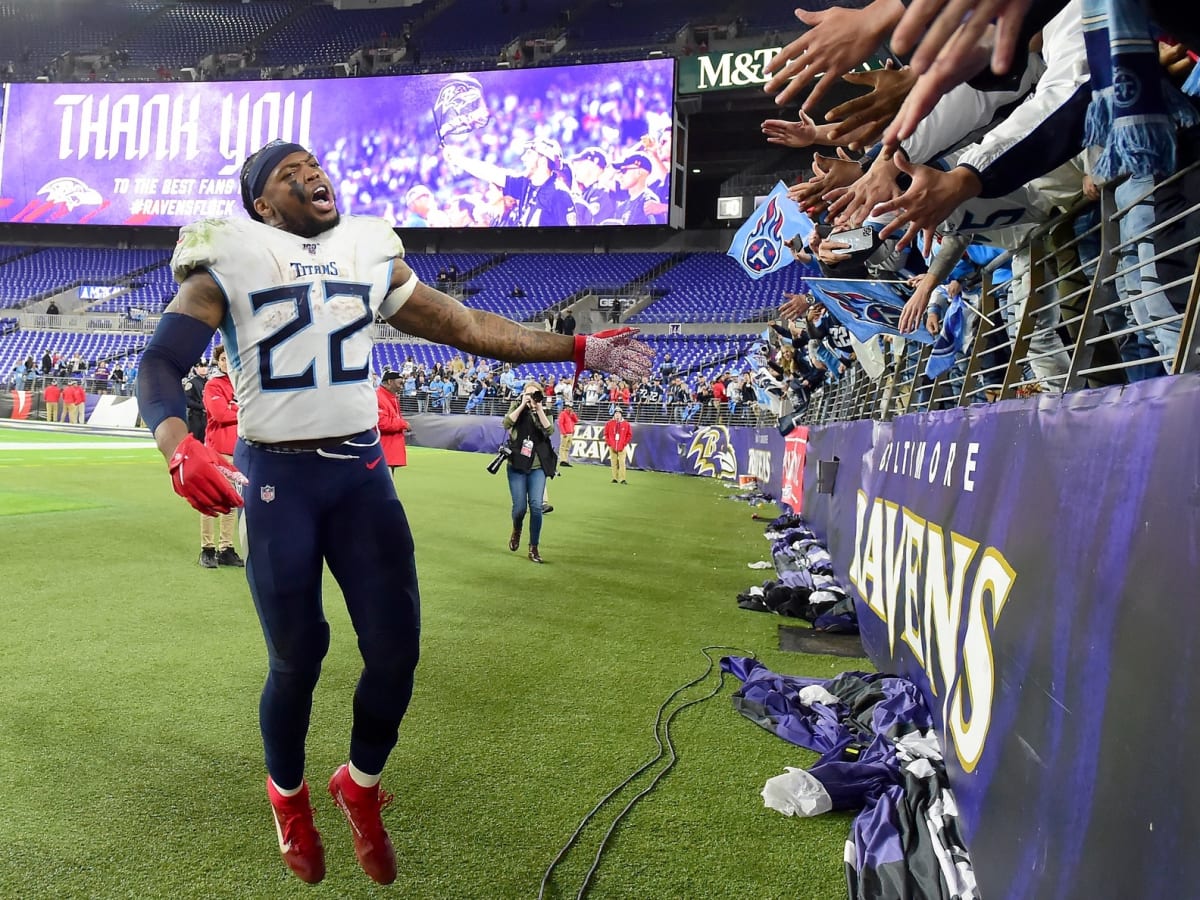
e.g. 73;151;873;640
573;328;655;384
168;433;246;516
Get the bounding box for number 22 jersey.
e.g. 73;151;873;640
171;215;415;443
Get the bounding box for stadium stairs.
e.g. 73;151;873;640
616;252;690;322
530;287;590;325
455;254;507;283
530;253;690;326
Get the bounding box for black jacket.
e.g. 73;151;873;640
505;404;557;476
184;373;208;440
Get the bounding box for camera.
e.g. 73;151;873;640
528;390;544;404
486;443;513;474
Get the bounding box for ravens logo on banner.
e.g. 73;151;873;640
684;426;738;480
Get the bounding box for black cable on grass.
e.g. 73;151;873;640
537;645;758;900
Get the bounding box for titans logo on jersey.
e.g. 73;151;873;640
171;215;409;443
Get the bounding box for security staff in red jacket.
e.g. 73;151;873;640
200;344;244;568
376;371;410;474
555;399;579;467
43;380;62;422
63;381;86;424
603;407;633;483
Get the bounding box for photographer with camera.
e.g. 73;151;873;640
497;381;557;563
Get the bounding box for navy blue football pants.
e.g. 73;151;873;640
234;431;420;790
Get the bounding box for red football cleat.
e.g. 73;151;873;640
328;764;397;885
266;777;326;884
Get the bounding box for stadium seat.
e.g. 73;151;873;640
628;253;811;324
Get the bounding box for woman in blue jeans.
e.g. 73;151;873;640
503;380;557;563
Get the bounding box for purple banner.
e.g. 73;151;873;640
799;374;1200;900
405;414;786;495
0;59;674;227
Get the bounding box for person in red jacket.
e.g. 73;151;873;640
376;371;410;475
603;406;633;484
200;344;244;568
711;374;728;424
43;380;61;422
608;379;631;417
72;381;88;423
556;399;579;468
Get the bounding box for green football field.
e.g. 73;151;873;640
0;425;865;900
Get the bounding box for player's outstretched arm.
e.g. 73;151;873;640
384;263;654;381
136;272;244;515
388;278;575;362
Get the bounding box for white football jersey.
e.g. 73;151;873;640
171;215;415;443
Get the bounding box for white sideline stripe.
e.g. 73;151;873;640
0;441;157;451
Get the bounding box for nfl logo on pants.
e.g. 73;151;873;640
260;485;276;503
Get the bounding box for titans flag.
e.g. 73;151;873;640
728;182;813;280
809;279;965;380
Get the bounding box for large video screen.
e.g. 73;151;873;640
0;59;675;229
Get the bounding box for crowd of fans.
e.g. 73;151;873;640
368;351;774;426
7;348;136;395
750;0;1200;415
8;340;783;428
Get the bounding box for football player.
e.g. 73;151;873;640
135;140;651;886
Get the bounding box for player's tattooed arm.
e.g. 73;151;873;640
385;262;575;363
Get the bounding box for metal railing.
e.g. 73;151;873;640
398;394;778;427
10;311;162;334
799;170;1200;425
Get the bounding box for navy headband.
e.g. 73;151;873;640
241;140;308;221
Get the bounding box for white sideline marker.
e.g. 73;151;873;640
0;441;158;451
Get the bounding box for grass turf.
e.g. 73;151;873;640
0;427;868;899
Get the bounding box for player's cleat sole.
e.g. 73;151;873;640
266;778;326;884
329;765;397;885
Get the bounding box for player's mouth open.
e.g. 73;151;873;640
311;186;334;211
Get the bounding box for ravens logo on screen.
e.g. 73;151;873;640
433;76;491;144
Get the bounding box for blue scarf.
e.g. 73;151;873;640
1082;0;1200;179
